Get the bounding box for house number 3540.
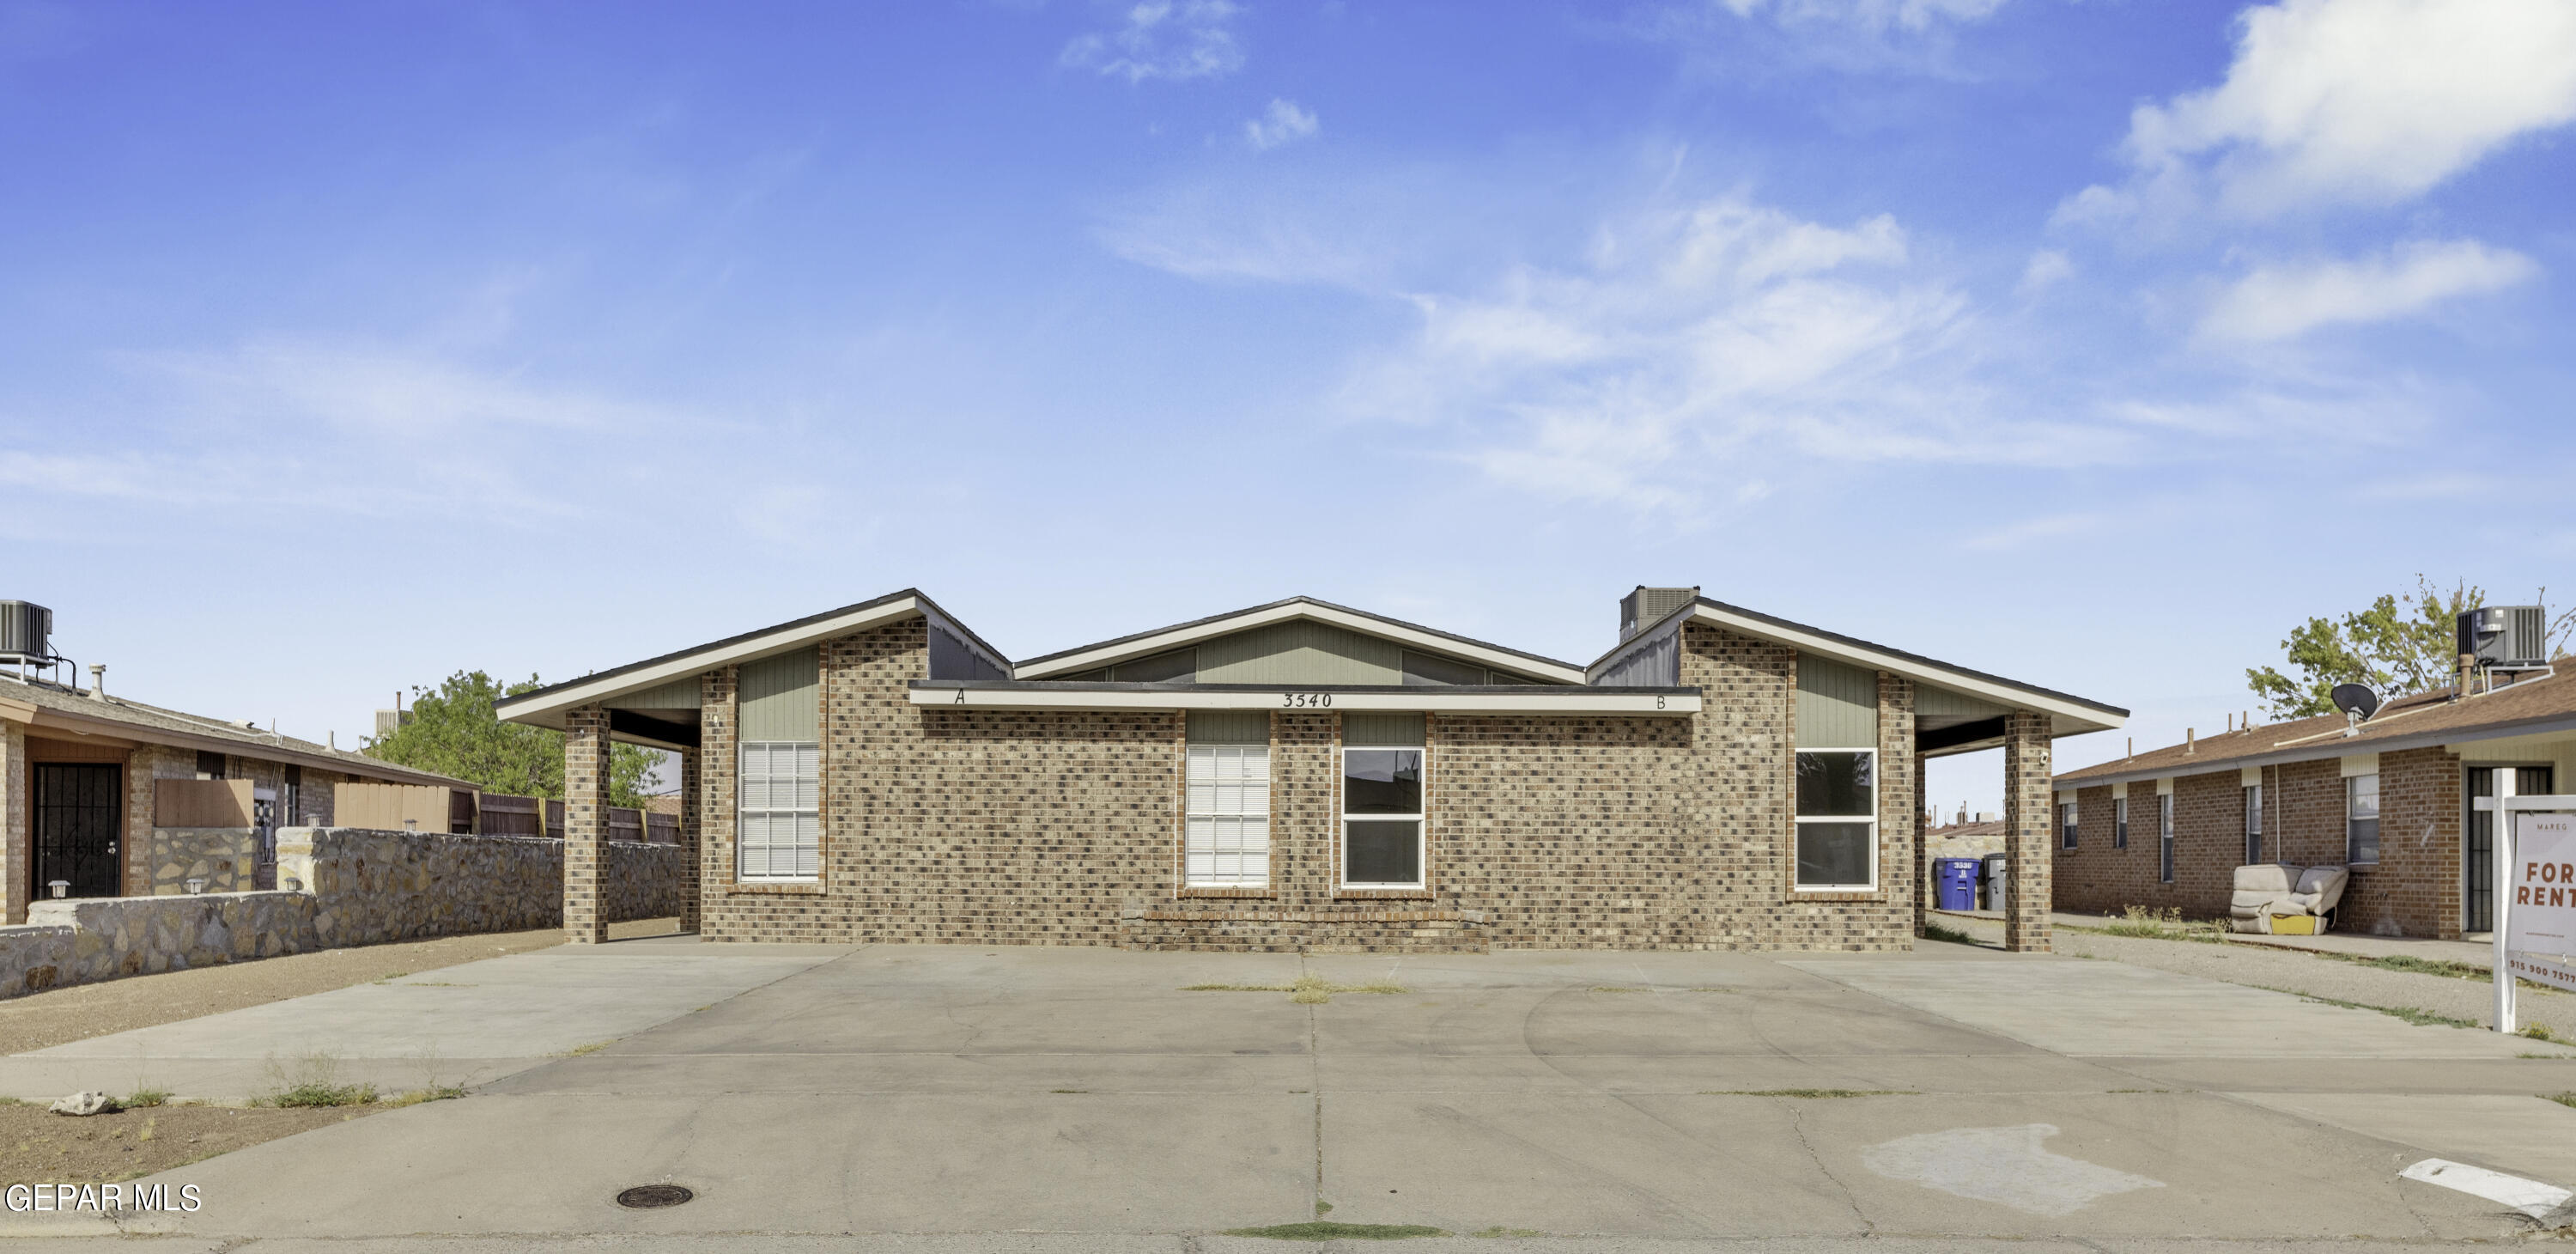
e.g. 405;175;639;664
1281;691;1333;708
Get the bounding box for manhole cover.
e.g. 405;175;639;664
616;1184;694;1209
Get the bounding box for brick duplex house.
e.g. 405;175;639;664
495;587;2125;953
2051;668;2576;938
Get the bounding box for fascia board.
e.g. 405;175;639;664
909;682;1696;715
0;694;34;724
1685;604;2123;734
1014;602;1586;684
2056;712;2576;792
497;595;925;725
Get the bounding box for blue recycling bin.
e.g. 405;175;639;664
1935;858;1981;912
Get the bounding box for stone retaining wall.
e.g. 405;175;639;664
144;828;262;895
3;892;317;992
0;826;695;999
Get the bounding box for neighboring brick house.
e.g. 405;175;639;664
496;587;2125;953
2051;669;2576;938
0;666;464;922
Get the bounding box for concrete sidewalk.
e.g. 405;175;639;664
2;944;2571;1246
0;934;854;1103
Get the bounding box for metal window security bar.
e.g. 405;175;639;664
2491;794;2576;1034
2158;793;2175;883
2469;767;2553;934
2244;783;2262;865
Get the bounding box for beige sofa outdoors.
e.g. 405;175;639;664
2229;862;2351;934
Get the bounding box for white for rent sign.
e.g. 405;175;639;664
2509;812;2576;995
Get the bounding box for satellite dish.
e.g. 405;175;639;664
2330;683;2380;721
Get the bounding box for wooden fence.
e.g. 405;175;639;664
477;794;545;837
155;779;253;828
324;788;683;843
333;783;475;835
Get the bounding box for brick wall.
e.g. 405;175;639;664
2060;748;2463;937
2057;773;2243;919
1;723;23;925
688;616;1931;952
1429;713;1695;948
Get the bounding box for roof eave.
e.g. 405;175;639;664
2054;709;2576;789
495;590;965;726
2;700;466;788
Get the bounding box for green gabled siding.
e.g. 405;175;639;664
1187;711;1269;744
1795;655;1878;749
623;675;702;710
1343;713;1425;746
1197;621;1404;685
740;647;820;742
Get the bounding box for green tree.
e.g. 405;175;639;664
2246;576;2574;720
364;671;663;808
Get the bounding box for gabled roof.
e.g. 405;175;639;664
1590;594;2128;740
2056;667;2576;790
0;673;466;788
1011;596;1588;684
494;588;1006;730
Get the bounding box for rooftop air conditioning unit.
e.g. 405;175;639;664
2458;606;2549;671
0;601;51;668
1619;586;1698;642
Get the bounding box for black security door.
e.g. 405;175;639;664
2467;764;2555;934
33;764;120;898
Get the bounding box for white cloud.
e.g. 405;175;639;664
1640;0;2026;76
3;339;751;526
1060;1;1244;83
1325;196;2144;509
1711;0;2011;32
1244;98;1318;150
2018;248;2073;293
142;340;656;437
2069;0;2576;221
2197;238;2537;342
1962;511;2104;551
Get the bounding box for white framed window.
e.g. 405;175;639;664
738;741;818;880
2060;800;2078;850
1187;744;1270;887
1794;749;1877;891
2114;796;2129;849
2158;792;2175;883
1342;746;1425;888
2244;783;2263;865
2346;773;2380;866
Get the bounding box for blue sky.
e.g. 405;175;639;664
4;0;2573;810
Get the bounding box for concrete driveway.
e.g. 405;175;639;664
7;938;2576;1251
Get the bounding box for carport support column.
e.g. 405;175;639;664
676;746;701;934
563;704;611;944
1913;750;1929;939
2002;710;2052;953
0;721;24;925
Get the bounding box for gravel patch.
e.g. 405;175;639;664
1936;914;2576;1048
0;1100;387;1185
